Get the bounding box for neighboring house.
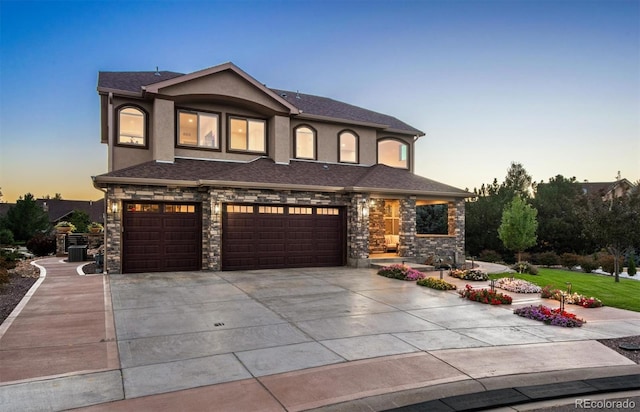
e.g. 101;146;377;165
94;62;471;274
0;199;104;227
581;179;635;201
36;199;105;226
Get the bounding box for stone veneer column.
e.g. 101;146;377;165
398;197;416;257
368;199;385;254
348;193;370;267
453;199;466;265
105;187;121;274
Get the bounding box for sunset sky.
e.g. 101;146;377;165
1;0;638;203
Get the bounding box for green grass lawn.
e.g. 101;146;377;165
489;268;640;312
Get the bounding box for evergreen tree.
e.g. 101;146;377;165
0;193;50;242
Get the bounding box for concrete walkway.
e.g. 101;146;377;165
1;258;639;411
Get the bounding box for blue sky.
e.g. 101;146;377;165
1;0;638;202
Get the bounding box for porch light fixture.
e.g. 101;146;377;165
360;199;369;220
110;201;118;214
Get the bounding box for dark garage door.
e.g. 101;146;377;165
222;204;346;270
122;202;202;273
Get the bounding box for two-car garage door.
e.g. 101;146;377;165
122;202;346;273
222;204;346;271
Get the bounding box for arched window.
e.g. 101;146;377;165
118;106;146;147
339;130;358;163
294;125;316;160
377;138;409;169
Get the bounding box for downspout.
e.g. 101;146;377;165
107;92;114;172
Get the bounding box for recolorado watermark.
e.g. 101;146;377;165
575;398;636;409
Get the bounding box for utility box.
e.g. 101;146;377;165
68;245;88;262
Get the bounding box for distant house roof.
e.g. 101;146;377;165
97;64;423;135
581;179;635;198
36;199;105;223
0;199;105;224
95;158;471;198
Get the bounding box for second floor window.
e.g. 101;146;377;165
339;130;358;163
294;125;316;160
229;116;266;153
118;106;146;146
177;110;219;149
377;138;409;169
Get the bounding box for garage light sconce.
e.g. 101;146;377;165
360;199;369;220
214;203;221;215
110;201;119;215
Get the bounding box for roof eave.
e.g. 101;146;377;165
296;113;423;136
346;186;473;198
97;87;143;97
142;62;300;114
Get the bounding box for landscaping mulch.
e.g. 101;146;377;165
598;335;640;364
0;274;38;324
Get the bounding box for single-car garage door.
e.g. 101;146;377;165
122;202;202;273
222;204;346;270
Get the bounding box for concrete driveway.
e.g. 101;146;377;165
2;260;640;411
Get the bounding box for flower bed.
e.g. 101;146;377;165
417;277;456;290
458;284;512;305
450;268;489;281
377;264;426;281
514;305;585;327
541;286;603;308
495;278;541;293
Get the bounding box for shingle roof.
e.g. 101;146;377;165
96;158;470;197
36;199;105;223
97;68;423;134
271;89;422;134
98;71;184;93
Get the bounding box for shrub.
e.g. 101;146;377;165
459;284;512;305
0;229;15;245
579;256;599;273
511;261;538;275
450;268;489;281
535;251;560;267
513;305;585;327
629;255;637;276
597;254;616;274
417;277;456;290
26;234;56;257
560;253;581;270
541;285;561;299
479;249;502;263
377;264;426;281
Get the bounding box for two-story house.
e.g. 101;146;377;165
94;62;470;274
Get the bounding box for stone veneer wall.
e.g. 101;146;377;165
106;185;369;273
414;199;465;266
207;188;356;270
105;185;208;274
348;193;370;267
368;199;385;254
398;197;417;257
